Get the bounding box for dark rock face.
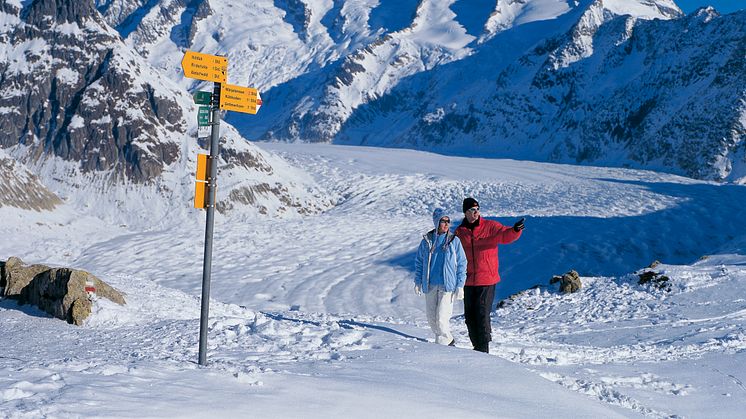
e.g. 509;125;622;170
1;0;331;216
23;0;100;26
1;0;184;184
2;257;126;325
99;0;214;55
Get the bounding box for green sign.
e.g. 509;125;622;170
197;106;210;127
193;91;212;105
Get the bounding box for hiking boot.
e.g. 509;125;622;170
448;339;456;347
473;342;489;353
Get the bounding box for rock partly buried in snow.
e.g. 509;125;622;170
637;269;671;291
550;270;582;293
1;257;125;325
637;260;671;290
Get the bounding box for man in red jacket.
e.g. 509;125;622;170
455;197;524;353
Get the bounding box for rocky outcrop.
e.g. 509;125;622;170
550;270;582;294
1;257;125;325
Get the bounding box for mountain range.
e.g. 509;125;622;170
1;0;744;218
103;0;746;181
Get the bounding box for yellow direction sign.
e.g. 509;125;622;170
182;51;227;83
220;83;261;114
196;153;210;181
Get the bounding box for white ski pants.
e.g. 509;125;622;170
425;286;455;345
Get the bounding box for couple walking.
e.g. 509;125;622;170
414;197;525;353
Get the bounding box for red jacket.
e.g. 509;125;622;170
455;218;522;286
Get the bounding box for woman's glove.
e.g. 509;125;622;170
513;217;525;232
456;287;464;300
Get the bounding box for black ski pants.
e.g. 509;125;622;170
463;284;495;353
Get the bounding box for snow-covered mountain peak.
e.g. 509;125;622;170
481;0;573;43
546;0;680;70
599;0;682;20
691;5;720;22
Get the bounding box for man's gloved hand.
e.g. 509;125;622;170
513;217;525;232
456;287;464;300
414;284;422;296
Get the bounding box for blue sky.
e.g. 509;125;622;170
676;0;745;14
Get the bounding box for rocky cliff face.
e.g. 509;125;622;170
0;0;183;183
0;0;331;220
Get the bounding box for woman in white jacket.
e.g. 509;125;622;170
414;208;467;346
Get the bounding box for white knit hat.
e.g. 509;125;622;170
432;208;448;228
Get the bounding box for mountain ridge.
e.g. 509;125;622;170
0;0;332;221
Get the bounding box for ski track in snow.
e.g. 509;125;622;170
4;144;746;417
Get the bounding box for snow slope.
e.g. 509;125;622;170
2;144;746;417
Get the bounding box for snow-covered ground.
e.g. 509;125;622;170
2;144;746;417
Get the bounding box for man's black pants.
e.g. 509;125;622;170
463;284;495;353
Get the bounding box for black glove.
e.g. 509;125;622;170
513;218;525;232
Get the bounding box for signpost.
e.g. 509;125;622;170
197;106;210;126
181;51;227;83
194;153;209;209
181;50;262;366
220;83;263;114
193;91;212;105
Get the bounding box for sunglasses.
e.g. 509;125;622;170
466;207;480;213
439;219;451;224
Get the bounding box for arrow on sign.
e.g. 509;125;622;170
182;51;227;84
220;84;262;114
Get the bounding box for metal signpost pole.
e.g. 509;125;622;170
183;50;258;366
198;81;222;366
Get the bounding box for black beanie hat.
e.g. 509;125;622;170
462;197;479;213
